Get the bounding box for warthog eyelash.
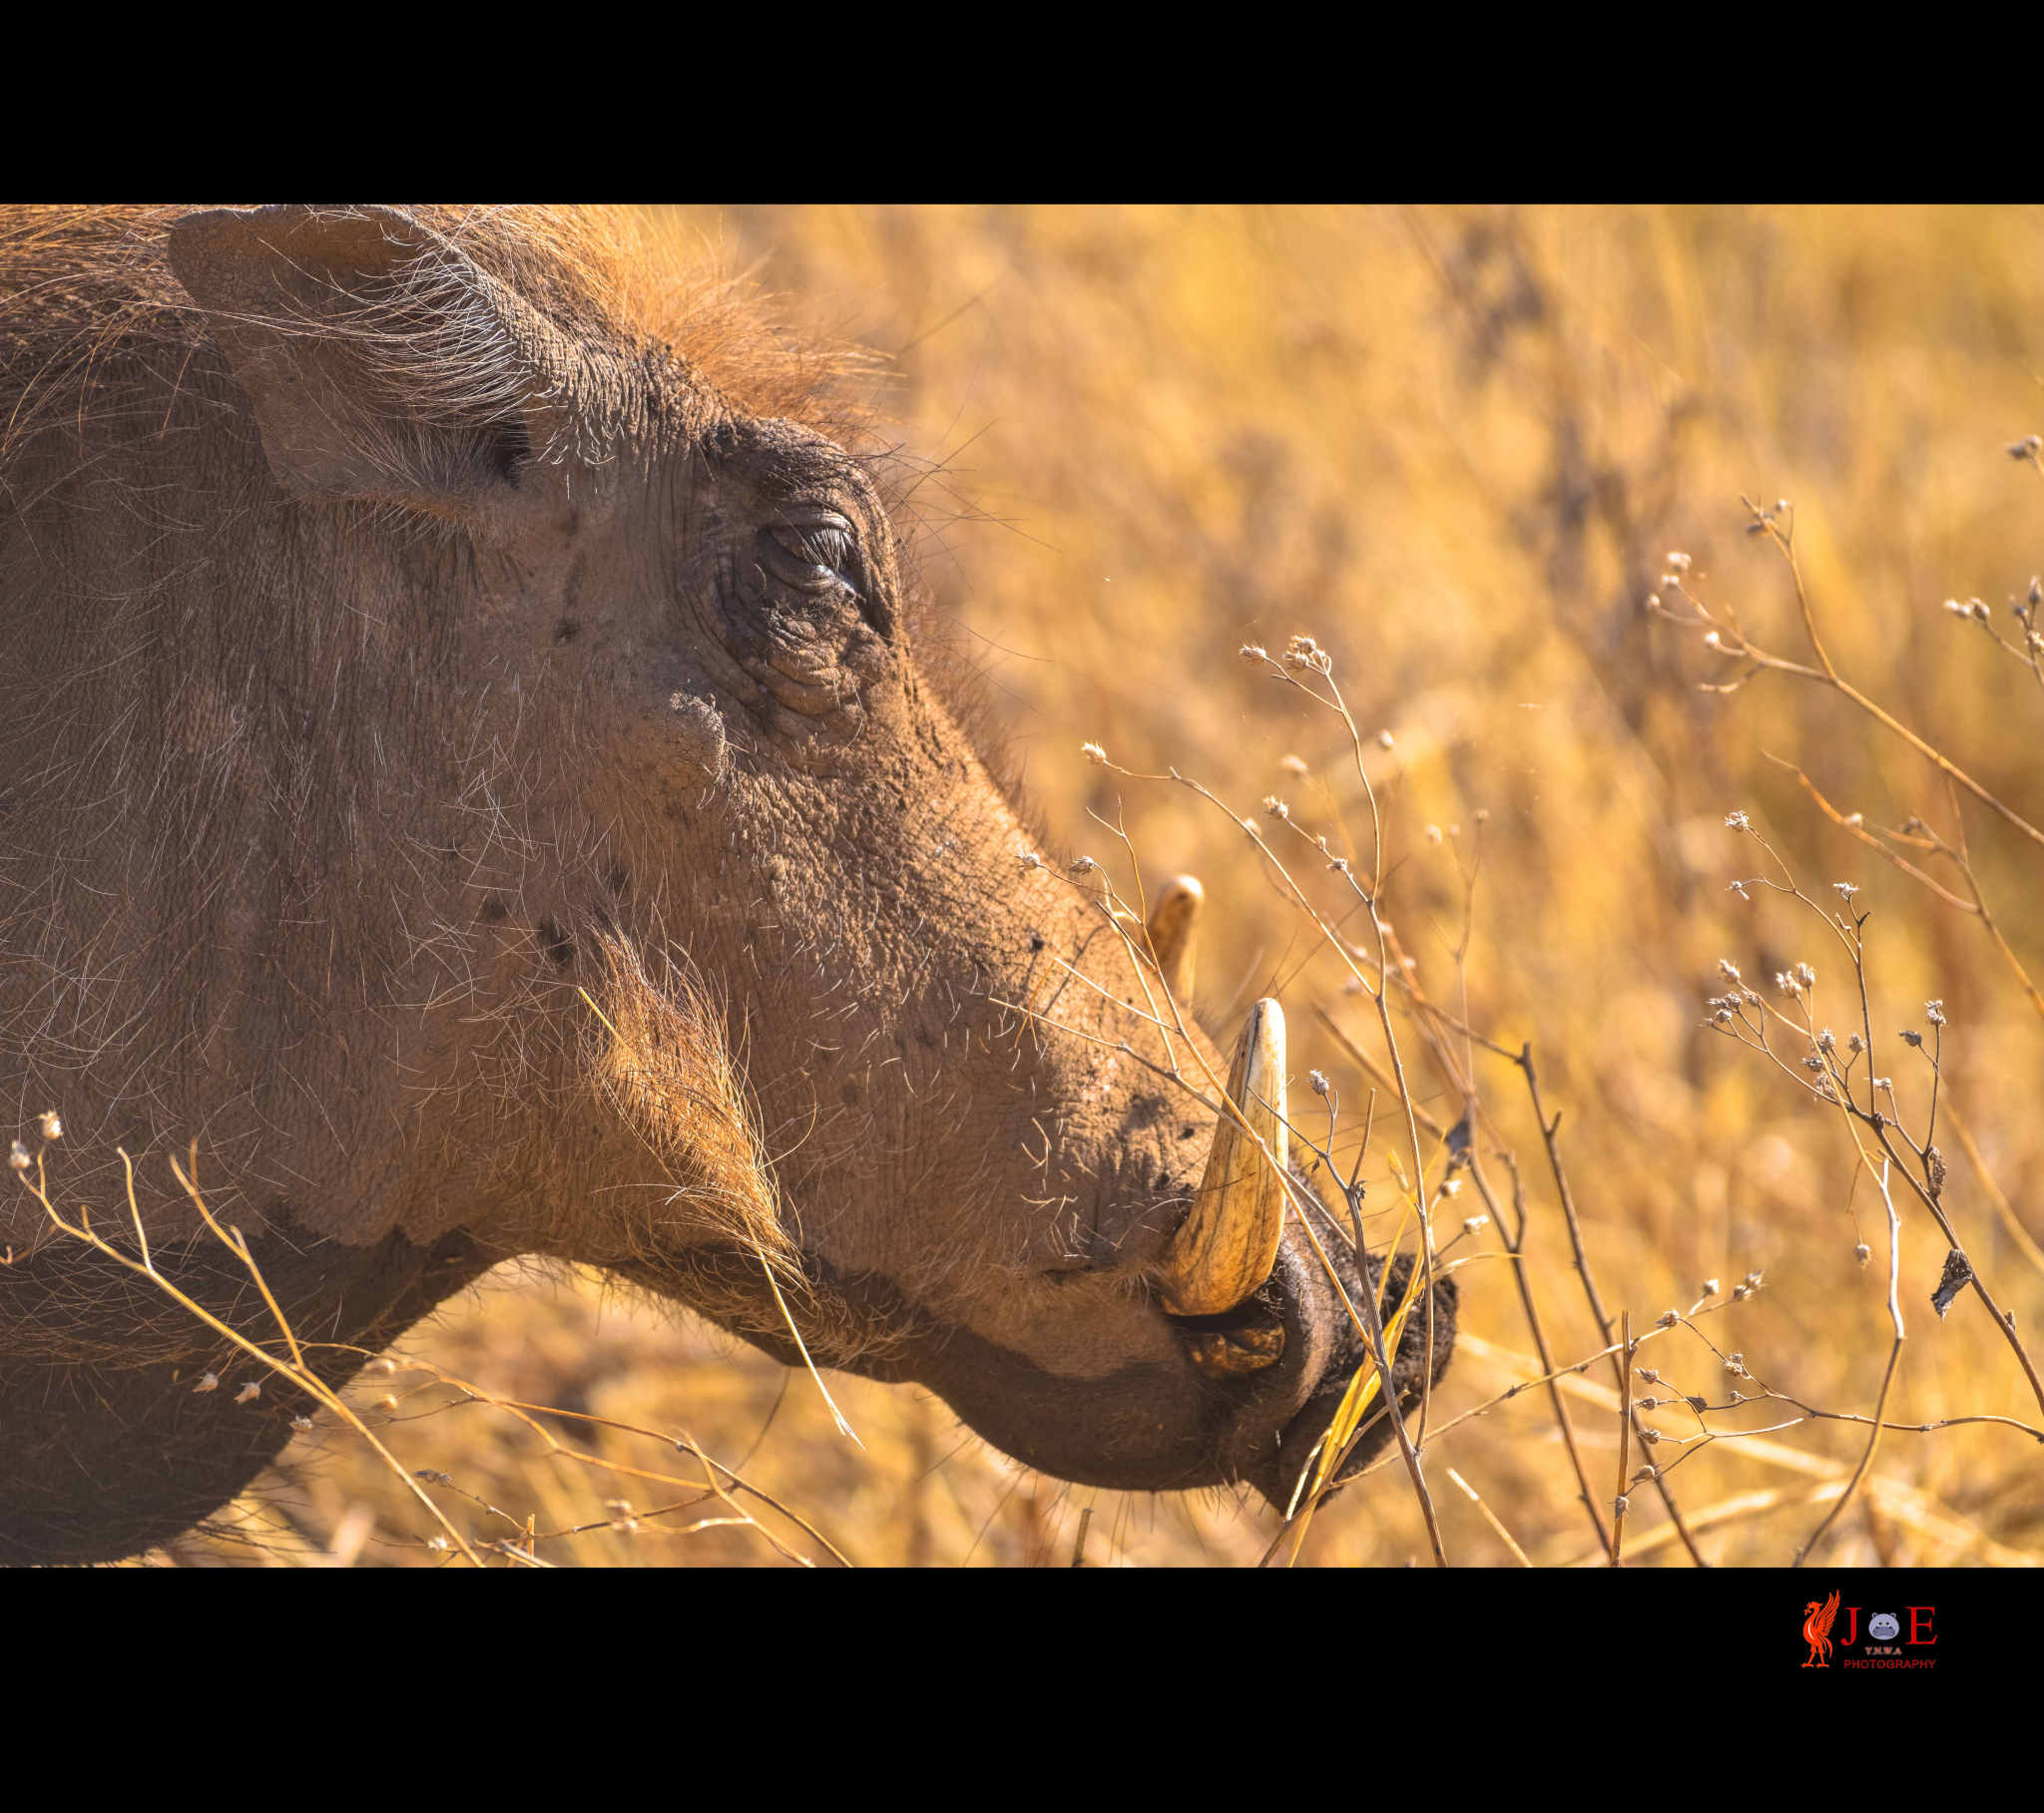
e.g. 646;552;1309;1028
757;522;855;592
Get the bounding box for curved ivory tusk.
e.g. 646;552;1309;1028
1146;875;1203;1004
1159;998;1287;1317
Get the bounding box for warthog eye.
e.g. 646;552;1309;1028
758;516;856;593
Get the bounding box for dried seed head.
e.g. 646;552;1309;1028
1712;1008;1734;1026
1795;963;1816;989
1666;551;1693;572
415;1469;453;1486
1702;630;1723;648
1016;846;1042;870
1974;598;1992;622
1068;855;1097;873
2009;435;2043;459
36;1113;61;1143
1440;1177;1464;1198
1728;880;1751;900
1834;882;1860;903
1873;1076;1893;1093
7;1141;28;1172
1636;1368;1661;1384
1657;1310;1681;1329
1928;1146;1947;1193
425;1536;450;1553
1474;807;1490;822
1702;1278;1721;1296
1718;959;1742;983
1744;1270;1765;1289
1847;1033;1865;1054
1462;1214;1489;1236
1943;597;1974;619
1264;796;1289;821
1633;1465;1659;1483
1283;635;1332;674
1854;1242;1872;1267
1613;1495;1631;1515
1635;1396;1658;1411
1307;1068;1330;1096
2031;576;2042;607
1240;644;1269;664
1279;753;1309;776
1639;1426;1662;1446
373;1395;400;1413
363;1357;396;1378
1328;857;1350;873
1081;741;1107;765
1899;1028;1922;1048
1802;1052;1826;1074
1924;999;1946;1027
1377;729;1395;750
1425;823;1443;844
191;1372;219;1394
234;1382;260;1404
290;1414;314;1433
1725;810;1751;832
1733;1284;1752;1301
1817;1027;1836;1053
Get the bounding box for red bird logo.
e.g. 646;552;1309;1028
1801;1590;1841;1667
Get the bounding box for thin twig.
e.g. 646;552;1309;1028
1797;1160;1905;1567
1514;1046;1708;1566
1613;1309;1632;1568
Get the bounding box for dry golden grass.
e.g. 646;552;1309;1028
154;206;2044;1566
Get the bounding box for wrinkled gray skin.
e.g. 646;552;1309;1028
0;208;1451;1563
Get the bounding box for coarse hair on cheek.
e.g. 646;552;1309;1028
577;929;801;1287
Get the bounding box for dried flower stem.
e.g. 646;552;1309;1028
1612;1309;1633;1568
1447;1467;1532;1567
1464;1150;1614;1559
1942;1101;2044;1284
20;1150;483;1567
1797;1160;1905;1567
1515;1047;1709;1566
1661;511;2044;851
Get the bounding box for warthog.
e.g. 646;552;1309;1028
0;207;1453;1564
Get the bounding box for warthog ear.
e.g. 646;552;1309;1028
168;205;566;534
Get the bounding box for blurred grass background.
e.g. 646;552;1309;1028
165;207;2044;1567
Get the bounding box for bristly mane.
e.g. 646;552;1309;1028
0;206;877;475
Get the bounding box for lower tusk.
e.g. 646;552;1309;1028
1185;1321;1284;1377
1147;875;1203;1003
1159;997;1287;1317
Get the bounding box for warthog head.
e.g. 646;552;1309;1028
0;207;1452;1561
